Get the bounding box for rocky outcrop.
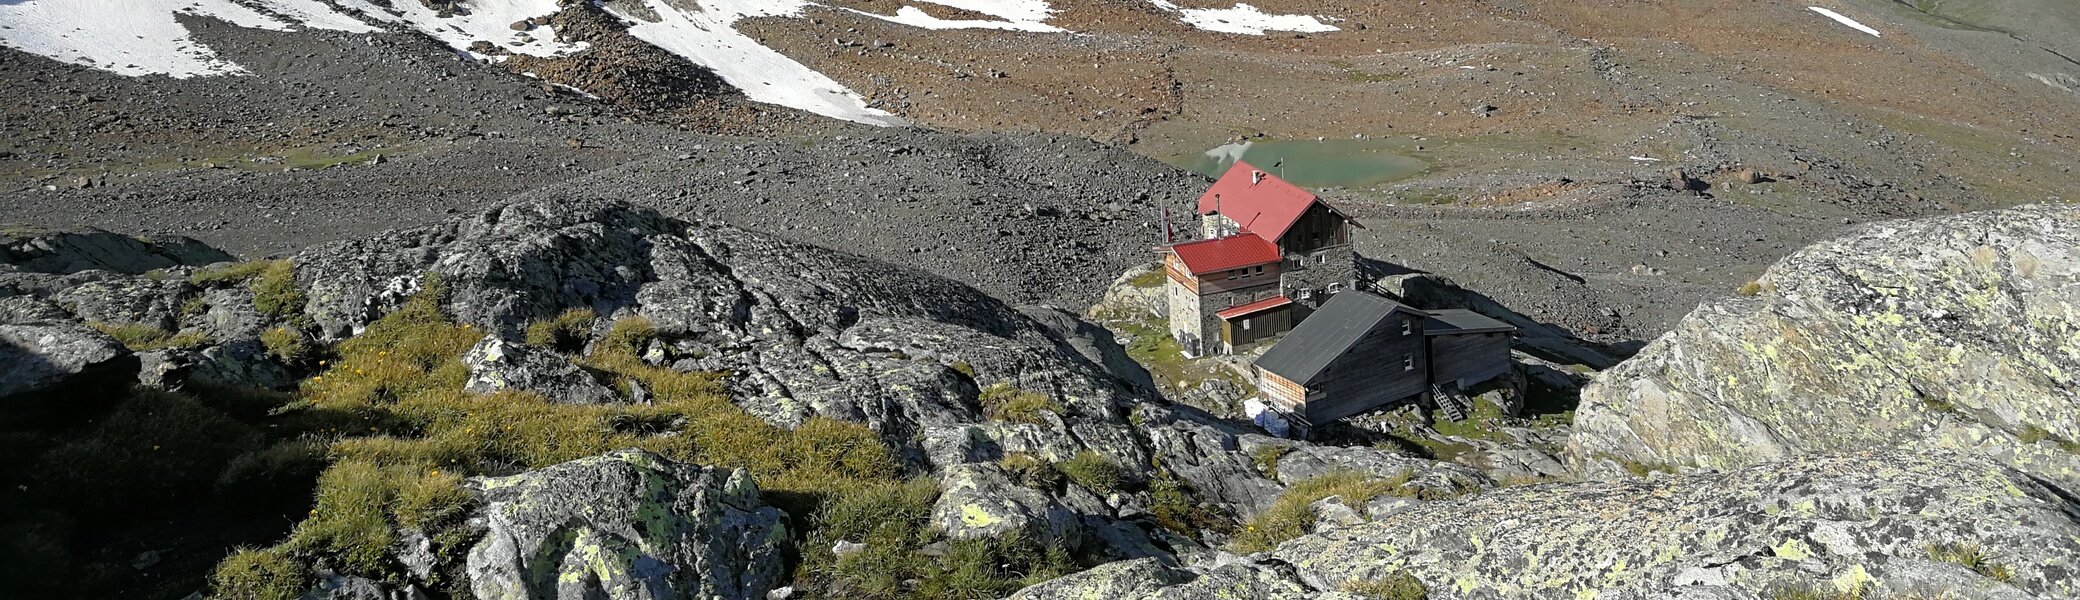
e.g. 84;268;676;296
0;225;233;276
1013;558;1361;600
465;449;787;600
1019;452;2080;599
1569;206;2080;488
461;336;621;404
0;295;130;400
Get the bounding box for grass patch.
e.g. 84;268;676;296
189;261;274;286
250;260;305;321
1767;584;1867;600
209;547;307;600
1341;572;1428;600
87;321;208;351
1148;470;1229;536
1737;281;1765;296
1231;470;1433;553
2015;425;2080;453
1127;269;1168;289
1251;445;1291;480
998;453;1063;490
1098;309;1255;404
217;277;1077;597
595;314;657;357
35;388;262;508
799;478;1078;599
978;384;1064;425
523;308;595;354
260;327;313;365
949;361;976;379
1927;542;2015;583
1057;451;1124;495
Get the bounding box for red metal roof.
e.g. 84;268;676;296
1168;234;1281;275
1216;295;1293;320
1196;160;1327;243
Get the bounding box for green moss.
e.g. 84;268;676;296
1927;542;2015;583
1251;445;1291;479
1737;281;1765;296
999;453;1063;490
949;361;976;379
978;384;1064;425
1231;470;1428;553
209;547;307;600
87;321;209;351
1057;451;1124;495
524;308;596;353
1341;572;1428;600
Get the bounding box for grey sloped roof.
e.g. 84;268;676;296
1423;309;1516;335
1254;291;1416;385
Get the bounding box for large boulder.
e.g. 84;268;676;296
0;295;131;402
1568;205;2080;488
465;449;787;600
460;335;621;405
1018;452;2080;599
931;463;1081;546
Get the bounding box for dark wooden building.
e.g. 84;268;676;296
1253;291;1515;435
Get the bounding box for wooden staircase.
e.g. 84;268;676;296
1430;382;1472;422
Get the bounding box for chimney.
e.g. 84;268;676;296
1251;170;1265;184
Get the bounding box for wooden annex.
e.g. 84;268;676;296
1252;290;1515;436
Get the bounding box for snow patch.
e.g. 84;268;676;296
604;0;905;126
261;0;382;33
0;0;376;78
358;0;587;59
852;5;1064;32
1809;7;1881;37
1146;1;1338;35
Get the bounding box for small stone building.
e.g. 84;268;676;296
1252;291;1515;437
1161;161;1361;357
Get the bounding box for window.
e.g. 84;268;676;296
1401;320;1412;336
1226;270;1238;280
1316;255;1328;265
1403;354;1415;371
1241;318;1252;331
1328;283;1344;294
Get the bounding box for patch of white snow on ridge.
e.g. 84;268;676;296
261;0;382;33
1809;7;1881;37
362;0;587;59
915;0;1056;24
852;5;1064;32
851;6;1062;32
1146;1;1337;35
605;0;905;126
0;0;377;78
